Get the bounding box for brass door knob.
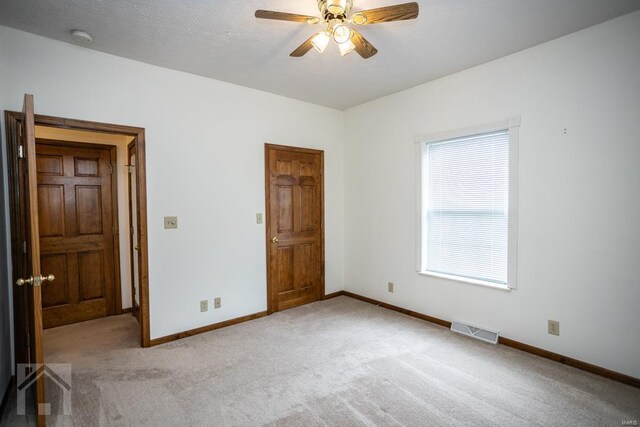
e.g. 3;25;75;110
16;277;32;287
41;274;55;283
271;236;279;243
16;274;55;287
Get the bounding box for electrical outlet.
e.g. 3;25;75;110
214;297;221;309
200;300;208;312
388;282;394;293
548;320;560;336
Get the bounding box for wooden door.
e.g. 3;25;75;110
35;141;118;328
265;144;324;313
15;94;47;426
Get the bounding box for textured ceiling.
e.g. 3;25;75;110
0;0;638;109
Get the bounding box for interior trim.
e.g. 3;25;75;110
150;290;343;346
4;111;152;348
149;311;268;346
323;291;345;300
341;291;640;388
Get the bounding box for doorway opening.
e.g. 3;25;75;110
5;111;151;350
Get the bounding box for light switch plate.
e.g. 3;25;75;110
214;297;221;309
256;213;263;224
200;300;208;312
164;216;178;229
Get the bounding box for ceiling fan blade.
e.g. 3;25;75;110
255;10;320;24
350;30;378;59
352;2;419;25
290;34;318;57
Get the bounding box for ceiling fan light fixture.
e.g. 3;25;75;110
326;0;347;15
339;39;356;56
311;32;331;53
332;24;351;44
351;13;367;25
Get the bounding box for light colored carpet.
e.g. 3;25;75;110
3;296;639;426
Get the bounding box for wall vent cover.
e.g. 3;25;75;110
451;320;499;344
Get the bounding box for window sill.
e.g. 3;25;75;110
418;271;512;292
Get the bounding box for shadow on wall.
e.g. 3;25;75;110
0;120;14;403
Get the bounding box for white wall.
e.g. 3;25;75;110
343;11;640;379
0;26;344;340
0;118;13;397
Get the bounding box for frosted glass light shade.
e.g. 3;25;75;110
311;32;331;53
339;39;355;56
333;24;350;44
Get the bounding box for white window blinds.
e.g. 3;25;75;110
423;130;509;285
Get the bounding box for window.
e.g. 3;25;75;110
416;119;519;289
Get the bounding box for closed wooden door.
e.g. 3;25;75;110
36;141;118;328
265;144;324;313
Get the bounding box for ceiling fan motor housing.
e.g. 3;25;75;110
318;0;353;20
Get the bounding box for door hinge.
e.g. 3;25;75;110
109;163;114;175
23;241;27;254
18;145;25;158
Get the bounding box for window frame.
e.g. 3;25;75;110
415;117;520;290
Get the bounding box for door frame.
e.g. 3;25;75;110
35;139;123;319
127;141;140;321
5;111;152;347
264;143;325;314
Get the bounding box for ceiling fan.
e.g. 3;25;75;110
255;0;419;59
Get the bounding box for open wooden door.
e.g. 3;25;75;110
128;141;140;321
15;94;51;426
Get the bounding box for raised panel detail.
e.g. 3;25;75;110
75;157;100;177
300;186;315;232
78;251;104;301
276;246;294;293
41;254;69;308
297;244;315;289
299;162;314;178
36;154;63;175
38;185;65;237
276;186;293;232
76;186;103;235
276;160;293;177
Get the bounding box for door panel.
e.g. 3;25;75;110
40;254;69;307
75;186;103;235
36;141;117;328
78;250;105;301
266;145;324;313
37;185;65;237
276;186;294;232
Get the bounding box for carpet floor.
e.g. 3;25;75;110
2;296;639;426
